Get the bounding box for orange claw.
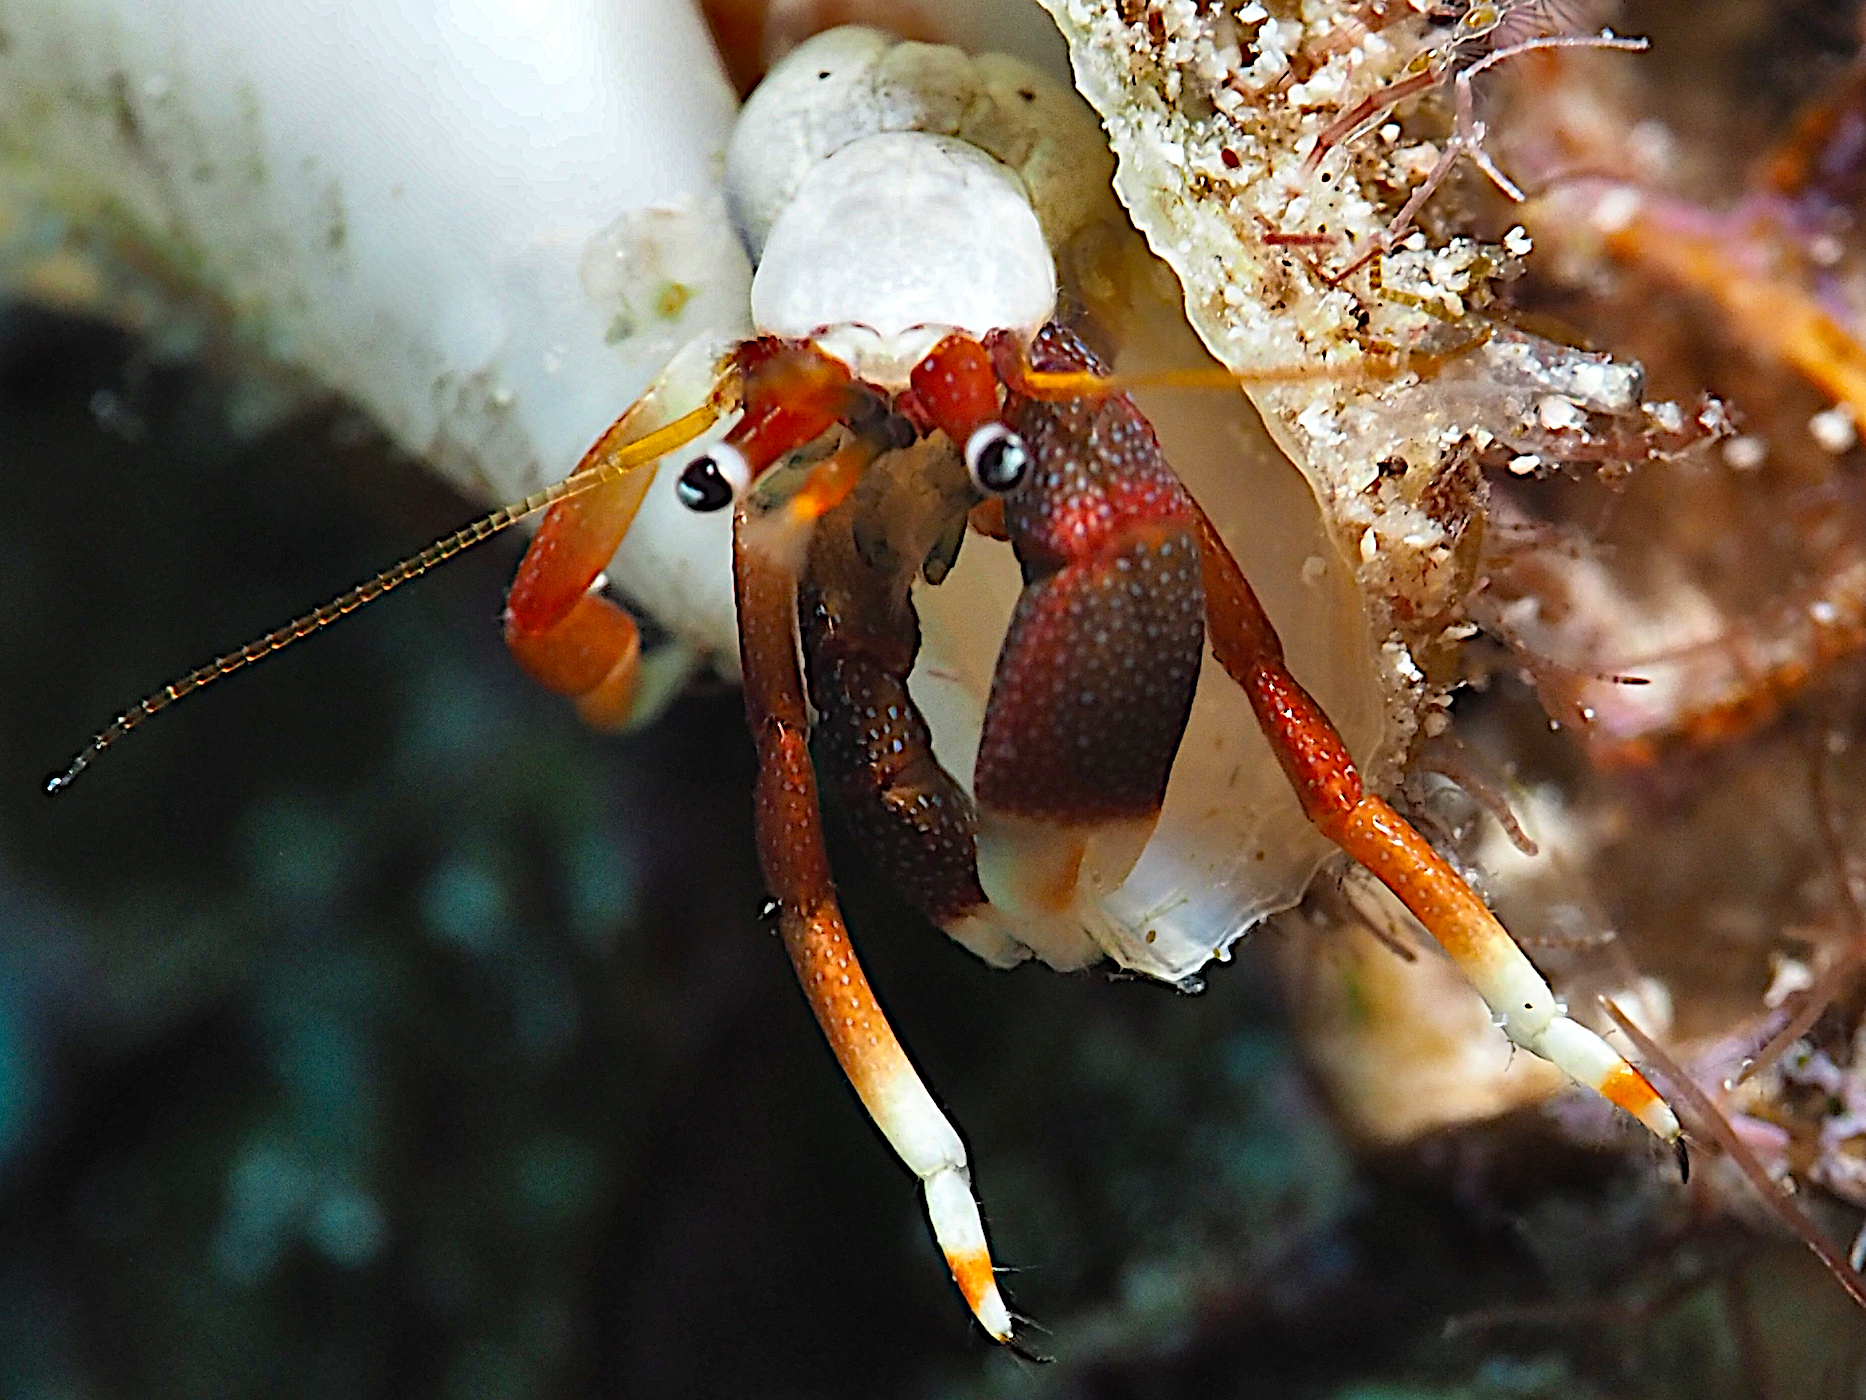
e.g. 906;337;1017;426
504;381;702;636
506;469;657;637
503;589;638;697
503;590;642;733
506;370;740;640
504;384;731;731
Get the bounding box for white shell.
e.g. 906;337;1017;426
728;25;903;259
727;25;1116;264
0;0;744;499
750;133;1055;387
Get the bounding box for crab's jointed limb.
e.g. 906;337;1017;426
1194;500;1681;1143
790;329;1214;979
797;434;994;940
501;359;750;729
733;415;1016;1346
499;334;1021;1341
997;325;1680;1146
973;332;1207;953
503;340;859;729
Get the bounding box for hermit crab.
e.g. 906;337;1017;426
49;24;1682;1345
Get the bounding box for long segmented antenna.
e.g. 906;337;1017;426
46;396;727;794
988;335;1409;404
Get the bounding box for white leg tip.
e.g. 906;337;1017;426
923;1168;1014;1342
1531;1015;1680;1142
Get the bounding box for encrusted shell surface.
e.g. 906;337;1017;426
1036;1;1702;761
1031;0;1730;1132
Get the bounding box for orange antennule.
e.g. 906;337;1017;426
909;334;1005;441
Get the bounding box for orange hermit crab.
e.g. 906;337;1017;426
51;23;1681;1347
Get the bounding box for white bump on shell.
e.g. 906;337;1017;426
750;133;1056;389
726;26;898;260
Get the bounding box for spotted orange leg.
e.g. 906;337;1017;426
1195;504;1679;1143
508;332;1020;1341
733;405;1019;1347
995;324;1683;1150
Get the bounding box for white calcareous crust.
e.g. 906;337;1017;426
750;132;1056;387
727;24;1116;264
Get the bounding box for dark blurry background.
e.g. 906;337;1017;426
8;1;1866;1395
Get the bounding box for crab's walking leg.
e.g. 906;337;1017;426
1192;508;1681;1143
733;464;1015;1345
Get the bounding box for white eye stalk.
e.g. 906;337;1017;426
964;423;1029;495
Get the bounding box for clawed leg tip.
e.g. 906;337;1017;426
1675;1135;1691;1185
998;1317;1051;1363
1003;1332;1052;1364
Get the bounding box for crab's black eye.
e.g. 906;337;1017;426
964;424;1029;495
675;444;750;512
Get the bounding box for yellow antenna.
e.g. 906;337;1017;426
46;397;724;794
1011;354;1409;402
